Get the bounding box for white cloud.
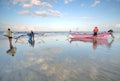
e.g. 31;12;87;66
12;0;52;8
115;23;120;28
40;1;52;8
34;11;48;16
92;0;100;7
64;0;73;4
18;10;32;15
18;9;61;17
31;0;40;5
22;3;33;8
34;9;61;17
30;0;52;7
48;9;61;17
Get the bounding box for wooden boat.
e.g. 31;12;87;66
70;32;110;39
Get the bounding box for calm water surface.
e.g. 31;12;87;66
0;32;120;81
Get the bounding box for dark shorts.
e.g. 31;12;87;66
93;32;97;36
9;37;12;39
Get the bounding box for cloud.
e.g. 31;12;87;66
22;3;33;8
12;0;52;8
31;0;41;5
39;1;52;7
48;9;61;17
115;23;120;28
18;10;32;15
18;9;61;17
64;0;73;4
30;0;52;7
92;0;100;7
34;9;61;17
12;0;59;17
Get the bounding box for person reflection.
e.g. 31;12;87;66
107;39;114;48
6;43;17;56
28;39;35;47
93;38;97;50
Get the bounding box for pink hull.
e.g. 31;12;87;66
70;32;110;39
70;38;108;45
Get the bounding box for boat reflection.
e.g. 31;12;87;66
69;38;114;50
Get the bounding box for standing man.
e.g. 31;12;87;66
28;30;35;47
8;28;13;48
93;26;99;37
93;26;99;42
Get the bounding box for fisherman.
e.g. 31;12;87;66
93;26;99;37
28;30;35;47
31;30;34;41
93;26;99;42
7;28;13;48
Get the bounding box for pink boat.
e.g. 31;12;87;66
70;32;111;39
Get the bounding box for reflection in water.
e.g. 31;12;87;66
6;42;17;56
6;46;17;56
70;38;114;50
1;32;120;81
28;39;35;47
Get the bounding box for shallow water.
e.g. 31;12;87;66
0;32;120;81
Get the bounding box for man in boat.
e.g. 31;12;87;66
93;26;99;42
93;26;99;37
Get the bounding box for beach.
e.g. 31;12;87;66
0;31;120;81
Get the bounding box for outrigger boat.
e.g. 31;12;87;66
69;30;114;39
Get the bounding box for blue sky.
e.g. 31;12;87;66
0;0;120;31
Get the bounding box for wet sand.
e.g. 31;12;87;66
0;32;120;81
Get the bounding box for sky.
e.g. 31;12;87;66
0;0;120;31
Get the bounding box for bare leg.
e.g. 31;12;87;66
9;37;13;48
